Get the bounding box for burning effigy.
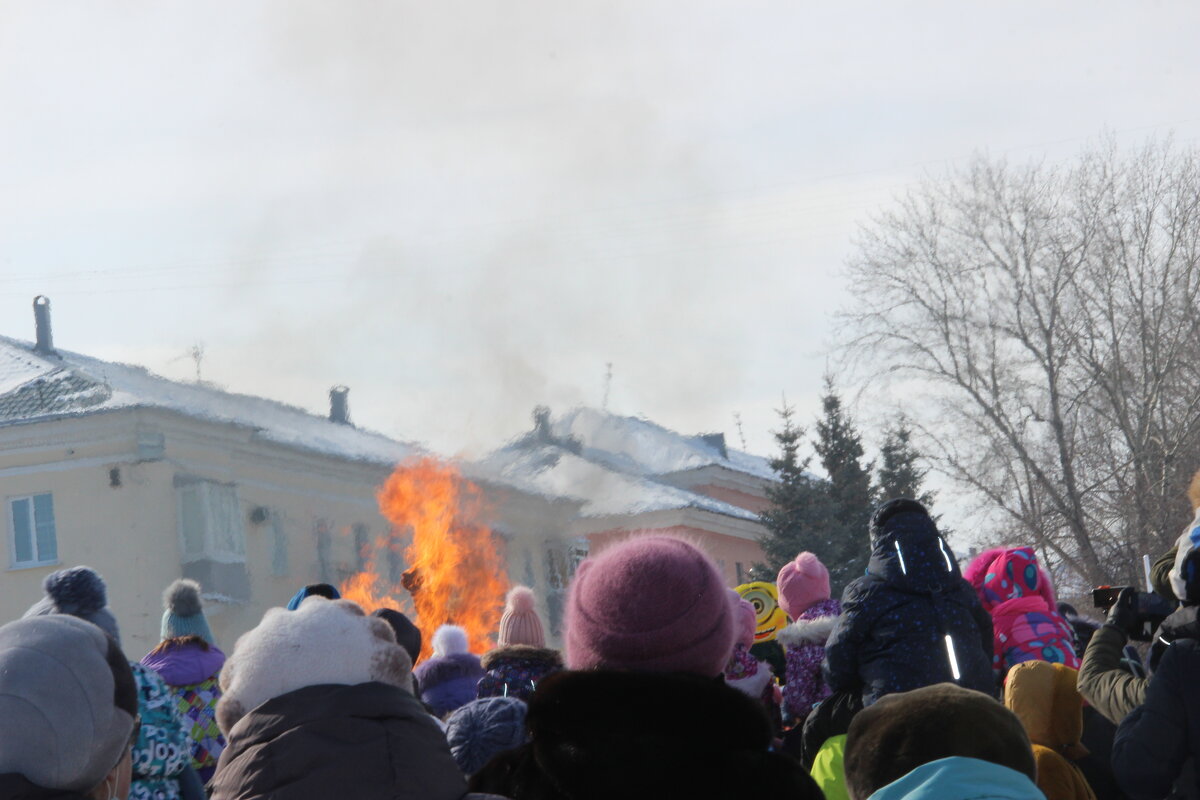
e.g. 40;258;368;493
341;457;509;662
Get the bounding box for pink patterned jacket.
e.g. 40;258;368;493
777;598;842;722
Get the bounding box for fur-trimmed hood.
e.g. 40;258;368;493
469;669;821;799
777;599;842;647
480;645;563;672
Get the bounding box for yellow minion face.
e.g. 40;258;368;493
736;581;787;643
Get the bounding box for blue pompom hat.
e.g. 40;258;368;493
161;578;216;645
23;565;121;644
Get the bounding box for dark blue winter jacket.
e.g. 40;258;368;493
1112;638;1200;799
822;506;994;707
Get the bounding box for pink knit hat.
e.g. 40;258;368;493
565;537;735;677
776;552;831;619
497;586;545;648
729;588;756;649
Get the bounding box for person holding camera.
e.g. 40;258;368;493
1077;587;1158;726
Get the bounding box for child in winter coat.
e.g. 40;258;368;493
476;586;563;701
724;590;779;714
823;499;994;707
142;579;228;784
968;546;1079;674
776;551;841;723
413;624;485;718
1004;661;1097;800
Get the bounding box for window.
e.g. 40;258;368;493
270;511;289;577
176;480;245;562
175;478;250;600
315;519;333;583
353;523;370;571
9;493;57;568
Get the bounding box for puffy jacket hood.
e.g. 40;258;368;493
1004;660;1087;757
210;682;465;800
868;510;962;594
979;547;1056;612
867;757;1045;800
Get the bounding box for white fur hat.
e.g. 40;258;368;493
216;597;412;734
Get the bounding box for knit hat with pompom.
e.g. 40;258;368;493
161;579;215;645
776;552;832;619
497;586;546;648
24;565;121;644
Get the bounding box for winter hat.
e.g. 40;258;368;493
413;624;485;718
844;683;1036;800
216;597;411;734
373;608;423;664
870;498;935;541
565;536;735;677
285;582;341;611
161;579;216;645
444;696;528;775
497;586;546;648
730;589;756;649
23;565;121;644
0;615;138;793
776;552;832;619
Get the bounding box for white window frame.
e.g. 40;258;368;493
175;480;246;564
8;492;59;569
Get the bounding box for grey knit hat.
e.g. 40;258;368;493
444;696;528;775
0;615;138;792
161;579;216;645
23;565;121;644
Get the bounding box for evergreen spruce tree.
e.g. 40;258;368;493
876;418;935;506
812;377;874;594
759;400;833;576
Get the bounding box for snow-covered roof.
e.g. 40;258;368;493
473;442;759;520
472;406;776;523
0;336;419;467
550;406;777;482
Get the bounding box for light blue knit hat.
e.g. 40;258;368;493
161;579;215;645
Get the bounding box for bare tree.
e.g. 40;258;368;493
842;139;1200;586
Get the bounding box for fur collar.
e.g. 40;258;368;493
480;645;563;671
776;615;839;647
474;670;811;798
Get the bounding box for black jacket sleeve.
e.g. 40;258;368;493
1111;639;1196;799
823;585;868;693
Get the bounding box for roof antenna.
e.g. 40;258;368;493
733;412;747;450
602;362;613;410
170;343;205;383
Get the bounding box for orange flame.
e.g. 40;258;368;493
340;457;509;662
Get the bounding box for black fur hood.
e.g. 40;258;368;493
469;669;820;799
480;645;563;671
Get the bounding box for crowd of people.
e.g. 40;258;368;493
2;493;1200;799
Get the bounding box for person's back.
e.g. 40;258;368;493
209;596;466;800
469;535;822;800
978;547;1079;672
1112;638;1200;799
824;499;994;706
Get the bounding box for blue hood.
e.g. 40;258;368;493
868;510;962;594
869;757;1044;800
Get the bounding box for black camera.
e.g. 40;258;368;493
1092;585;1177;642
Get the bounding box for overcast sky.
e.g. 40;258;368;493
3;1;1199;517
